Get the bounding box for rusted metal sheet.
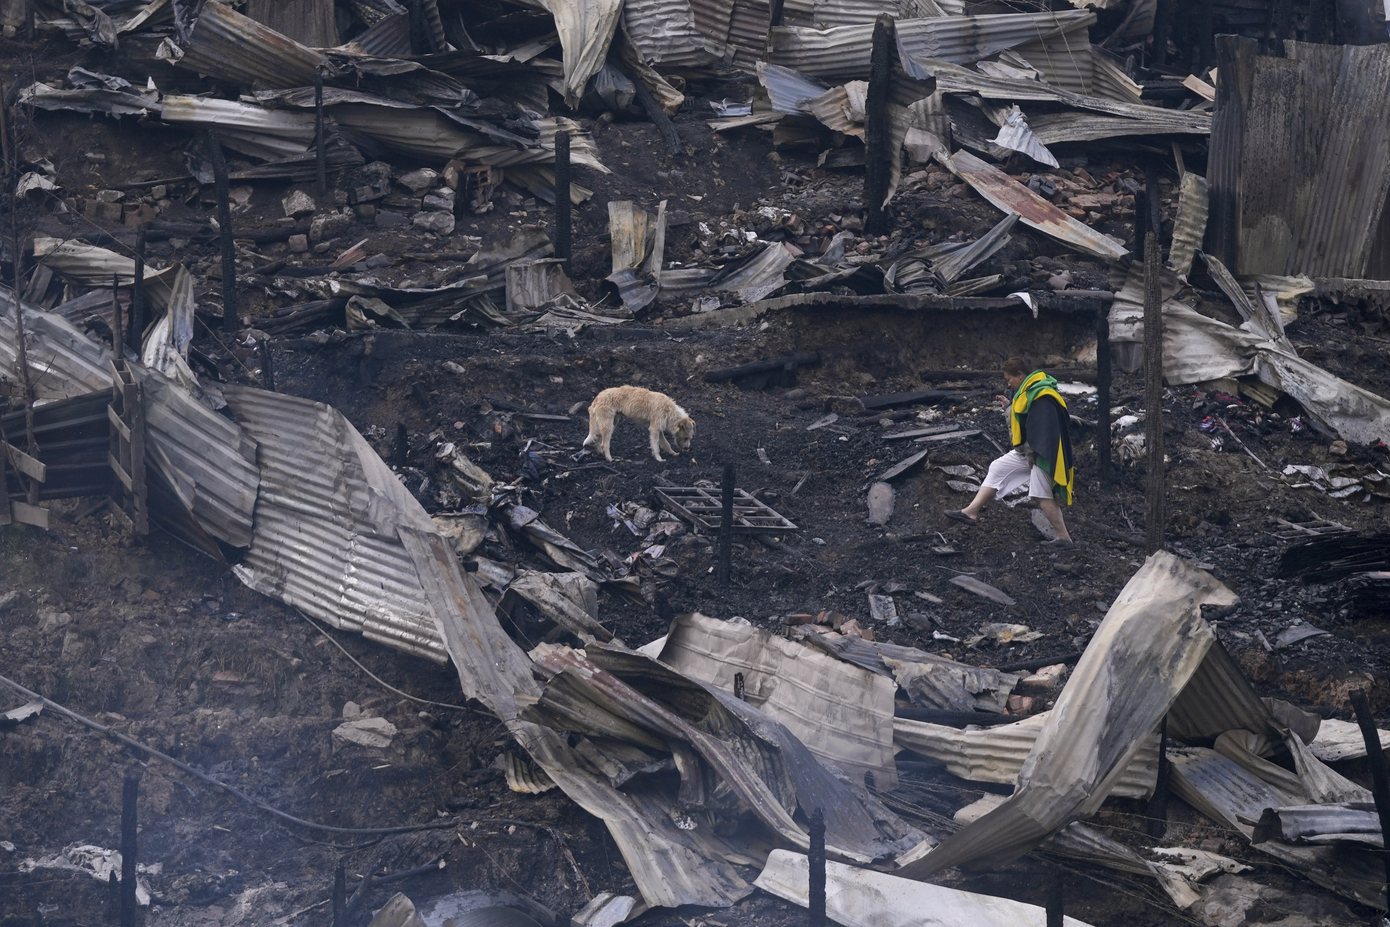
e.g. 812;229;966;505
899;553;1236;878
1168;172;1209;277
166;0;327;88
951;150;1128;261
138;369;258;550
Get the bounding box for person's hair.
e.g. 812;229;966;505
1002;357;1028;377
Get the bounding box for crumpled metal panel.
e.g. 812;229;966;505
0;285;111;400
899;553;1236;878
222;386;447;662
660;612;900;791
1168;172;1209;278
170;0;327;88
623;0;725;67
895;712;1159;798
161;95;317;141
534;0;623;108
139;368;259;550
768;11;1095;81
951;150;1129;261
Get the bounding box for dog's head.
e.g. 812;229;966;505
672;416;696;452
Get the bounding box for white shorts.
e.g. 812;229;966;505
981;448;1054;500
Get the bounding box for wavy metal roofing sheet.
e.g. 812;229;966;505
173;0;327;88
768;10;1094;81
222;386;447;663
139;369;259;550
0;286;112;401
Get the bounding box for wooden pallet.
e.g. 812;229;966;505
655;486;798;534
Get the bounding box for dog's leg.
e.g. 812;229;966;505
648;423;665;462
659;432;676;456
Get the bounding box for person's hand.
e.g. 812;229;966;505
994;394;1009;405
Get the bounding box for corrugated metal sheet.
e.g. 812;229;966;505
660;612;900;791
171;0;327;88
0;286;112;400
223;386;447;662
895;712;1160;798
1168;172;1209;277
0;390;110;500
768;10;1093;81
898;553;1236;879
1168;638;1274;744
951;150;1129;261
530;643;925;863
161;95;317;141
622;0;725;69
1089;45;1143;105
1014;25;1092;96
138;369;258;550
1255;803;1383;848
1027;110;1211;145
535;0;623;107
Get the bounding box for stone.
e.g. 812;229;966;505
364;253;392;268
1007;694;1035;714
37;609;73;634
382;193;420;211
374;210;409;229
282;190;316;218
866;481;894;525
287;234;309;253
1016;663;1068;695
309;209;352;242
397;168;438;195
95;189;123;203
95;202;122;222
332;716;397;749
150;184;166;200
123;204;158;229
412;210;455;235
0;590;20;613
355;203;377;220
422;189;454;212
342;701;362;719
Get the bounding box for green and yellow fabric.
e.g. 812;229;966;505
1009;370;1075;504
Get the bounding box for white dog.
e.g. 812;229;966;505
583;385;696;462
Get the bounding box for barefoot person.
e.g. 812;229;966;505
946;357;1075;547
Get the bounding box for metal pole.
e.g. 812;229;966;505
554;131;571;272
863;15;893;238
120;771;140;927
808;808;826;927
1143;232;1165;554
315;69;327;197
1095;297;1111;487
718;462;735;586
207;130;238;332
1349;688;1390;909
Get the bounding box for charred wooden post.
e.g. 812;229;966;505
1046;872;1064;927
1143;232;1165;553
768;0;786;28
1095;296;1112;486
863;15;894;237
1349;688;1390;907
207;131;238;332
628;70;681;156
718;462;735;586
554;131;572;271
734;672;745;700
1146;715;1169;838
120;771;140;927
1144;160;1162;241
808;808;826;927
111;274;123;356
260;339;275;392
395;422;409;468
314;69;327;196
1151;0;1171;66
132;228;147;348
332;860;347;927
